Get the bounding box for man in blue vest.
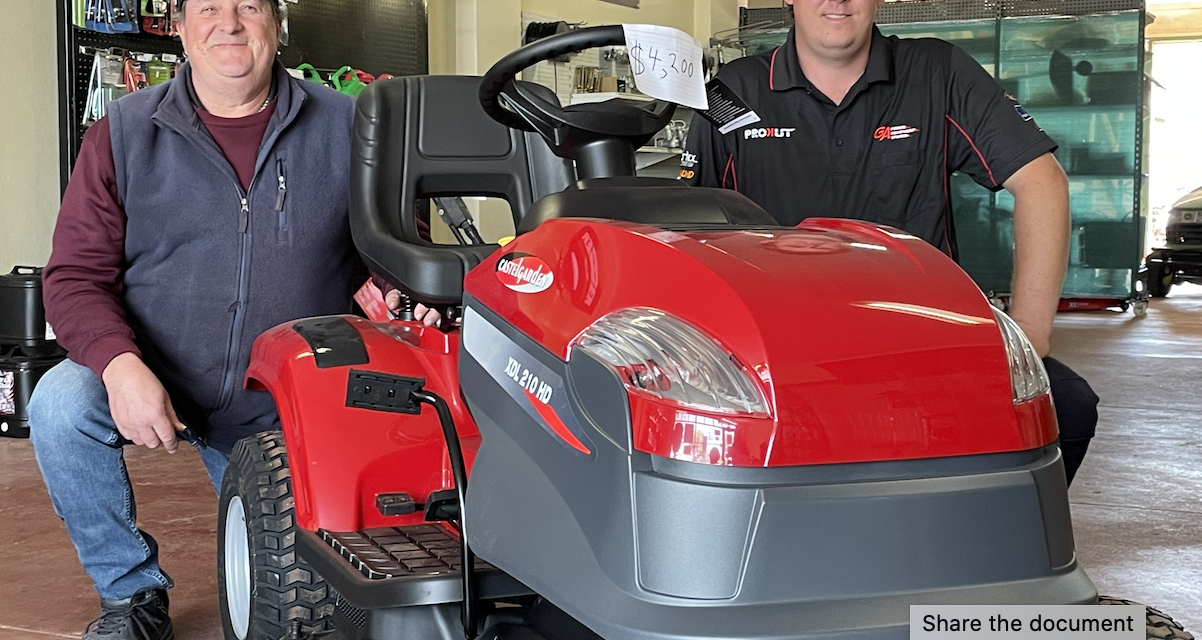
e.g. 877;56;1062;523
30;1;366;638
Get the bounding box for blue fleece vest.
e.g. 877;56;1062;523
108;62;364;452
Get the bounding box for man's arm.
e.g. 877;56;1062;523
942;44;1067;355
46;117;182;451
1002;152;1070;357
44;118;141;376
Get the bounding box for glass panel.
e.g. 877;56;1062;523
997;13;1140;107
880;19;997;74
952;11;1143;298
1033;106;1138;180
950;172;1010;295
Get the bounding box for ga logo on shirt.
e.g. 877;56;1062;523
873;124;919;141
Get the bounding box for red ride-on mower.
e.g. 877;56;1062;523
216;27;1193;640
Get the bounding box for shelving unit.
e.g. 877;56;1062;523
877;0;1149;310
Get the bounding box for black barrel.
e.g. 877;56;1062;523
0;266;61;356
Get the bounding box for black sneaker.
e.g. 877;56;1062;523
83;589;174;640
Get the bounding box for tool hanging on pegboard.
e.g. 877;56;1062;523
291;63;393;97
141;0;171;35
83;0;142;34
82;48;180;125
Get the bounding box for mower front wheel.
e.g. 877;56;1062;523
218;431;335;640
1098;596;1194;640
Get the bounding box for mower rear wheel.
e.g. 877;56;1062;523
1098;596;1194;640
218;431;335;640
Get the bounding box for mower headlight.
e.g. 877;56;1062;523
992;307;1050;403
572;308;769;416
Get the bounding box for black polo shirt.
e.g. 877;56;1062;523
682;26;1056;251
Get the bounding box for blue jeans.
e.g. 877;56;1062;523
28;359;229;601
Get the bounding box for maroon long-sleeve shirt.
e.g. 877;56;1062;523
44;102;275;379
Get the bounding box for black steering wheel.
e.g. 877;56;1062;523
479;25;676;179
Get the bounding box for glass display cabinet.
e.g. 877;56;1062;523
734;0;1150;312
879;0;1148;312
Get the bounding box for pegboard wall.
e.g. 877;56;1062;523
877;0;1144;23
741;7;793;27
746;0;1145;26
521;12;604;106
877;0;999;24
56;0;428;192
60;26;183;192
278;0;427;76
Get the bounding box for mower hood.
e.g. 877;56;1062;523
463;217;1053;467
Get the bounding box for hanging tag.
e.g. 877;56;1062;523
99;54;125;86
695;77;762;135
354;279;392;323
621;24;708;110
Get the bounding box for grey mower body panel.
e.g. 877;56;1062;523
459;298;1096;640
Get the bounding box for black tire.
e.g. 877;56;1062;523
218;431;335;640
1146;265;1174;298
1098;596;1194;640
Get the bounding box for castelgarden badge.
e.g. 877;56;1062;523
495;253;555;293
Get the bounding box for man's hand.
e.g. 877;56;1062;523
101;353;185;452
1003;153;1069;358
412;304;442;327
1013;318;1051;359
384;289;442;327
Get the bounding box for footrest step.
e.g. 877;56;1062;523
321;524;495;580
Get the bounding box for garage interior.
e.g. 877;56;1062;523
2;0;1202;638
4;295;1202;638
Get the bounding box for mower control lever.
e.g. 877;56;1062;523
432;197;485;246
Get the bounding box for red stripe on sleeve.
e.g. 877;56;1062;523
769;47;780;91
722;154;738;191
945;114;997;187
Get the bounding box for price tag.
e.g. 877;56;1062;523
622;24;709;110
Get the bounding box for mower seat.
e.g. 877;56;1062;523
350;75;574;305
517;177;781;232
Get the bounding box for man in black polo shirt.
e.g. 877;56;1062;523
683;0;1098;483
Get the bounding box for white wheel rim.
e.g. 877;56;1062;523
224;495;252;640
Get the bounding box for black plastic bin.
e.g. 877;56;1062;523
0;350;63;438
0;266;60;357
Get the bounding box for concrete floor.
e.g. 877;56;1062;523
1;289;1201;639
